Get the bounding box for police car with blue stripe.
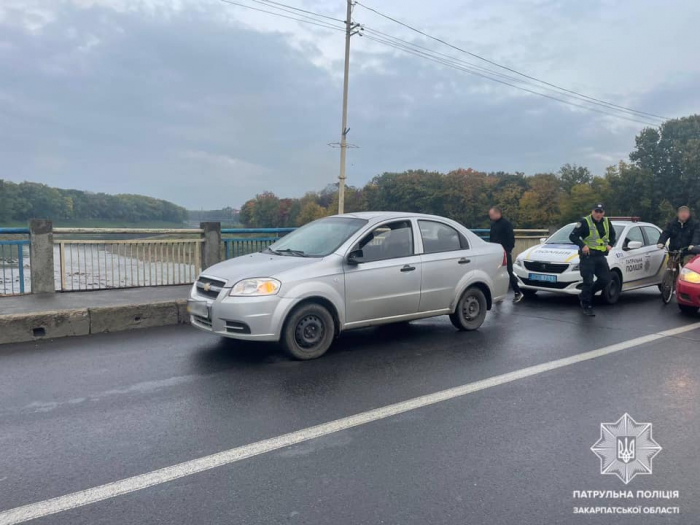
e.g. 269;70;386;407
512;218;665;303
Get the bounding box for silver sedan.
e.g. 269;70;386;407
188;212;509;359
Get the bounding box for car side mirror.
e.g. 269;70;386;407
347;249;364;265
539;237;547;243
626;240;643;250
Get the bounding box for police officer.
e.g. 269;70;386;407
569;203;617;316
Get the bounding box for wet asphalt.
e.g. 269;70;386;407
1;289;699;524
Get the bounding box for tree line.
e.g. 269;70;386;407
0;180;188;224
240;115;700;229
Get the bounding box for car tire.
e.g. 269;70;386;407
678;304;699;315
521;289;538;298
602;272;622;305
450;287;488;331
281;303;335;360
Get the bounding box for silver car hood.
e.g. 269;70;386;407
201;252;320;286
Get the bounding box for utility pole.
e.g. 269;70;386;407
337;0;353;215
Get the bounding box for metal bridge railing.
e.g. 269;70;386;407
54;228;204;291
221;228;295;260
0;228;30;295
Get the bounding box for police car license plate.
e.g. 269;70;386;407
187;300;210;319
529;273;557;283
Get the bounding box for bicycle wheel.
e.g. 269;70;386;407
661;270;675;304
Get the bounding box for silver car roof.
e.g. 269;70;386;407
330;211;456;222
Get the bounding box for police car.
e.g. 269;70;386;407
513;218;665;304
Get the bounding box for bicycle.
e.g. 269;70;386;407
660;248;688;304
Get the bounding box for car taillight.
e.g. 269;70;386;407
502;249;507;267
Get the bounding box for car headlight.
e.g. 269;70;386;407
230;278;281;296
514;258;523;268
679;268;700;284
571;264;580;271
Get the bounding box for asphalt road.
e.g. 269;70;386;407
1;289;699;524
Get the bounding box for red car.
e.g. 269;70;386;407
677;255;700;314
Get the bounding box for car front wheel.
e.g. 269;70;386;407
602;272;622;305
281;303;335;360
450;286;488;331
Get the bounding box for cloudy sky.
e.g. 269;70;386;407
1;0;698;209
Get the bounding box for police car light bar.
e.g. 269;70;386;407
608;216;642;222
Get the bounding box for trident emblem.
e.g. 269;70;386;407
617;437;635;463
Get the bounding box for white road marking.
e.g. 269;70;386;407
2;321;699;525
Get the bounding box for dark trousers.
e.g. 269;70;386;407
506;252;521;294
579;254;611;308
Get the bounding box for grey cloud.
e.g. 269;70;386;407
0;1;697;209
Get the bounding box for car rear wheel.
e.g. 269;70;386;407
602;272;622;305
678;304;699;315
281;303;335;360
450;287;488;331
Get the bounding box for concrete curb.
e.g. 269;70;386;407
0;300;190;345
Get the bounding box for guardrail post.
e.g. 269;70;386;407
29;219;55;294
200;222;221;271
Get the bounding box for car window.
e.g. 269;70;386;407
357;221;414;262
545;224;575;244
269;216;367;257
624;226;644;248
613;225;624;245
643;226;661;246
418;220;464;253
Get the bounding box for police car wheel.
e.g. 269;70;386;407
281;303;335;360
450;287;488;331
602;272;621;305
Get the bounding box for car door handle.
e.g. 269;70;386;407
458;258;471;264
400;265;416;272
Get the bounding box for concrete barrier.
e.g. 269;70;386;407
0;309;90;344
0;300;190;345
90;301;181;334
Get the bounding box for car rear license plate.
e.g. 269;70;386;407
529;273;557;283
187;300;210;319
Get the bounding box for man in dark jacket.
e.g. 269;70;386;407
656;206;699;264
489;207;523;303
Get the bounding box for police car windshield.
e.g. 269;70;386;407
545;224;576;244
545;223;624;245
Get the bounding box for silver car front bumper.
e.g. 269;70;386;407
188;286;294;341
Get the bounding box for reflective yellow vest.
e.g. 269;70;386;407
583;215;610;251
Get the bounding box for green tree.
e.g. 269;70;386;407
629;115;700;221
518;173;562;227
558;163;592;193
296;201;327;226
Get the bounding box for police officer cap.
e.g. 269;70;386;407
592;203;605;212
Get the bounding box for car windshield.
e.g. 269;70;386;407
267;217;367;257
545;223;624;244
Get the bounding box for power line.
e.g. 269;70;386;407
253;0;345;23
355;1;669;122
361;34;660;126
362;27;663;123
220;0;345;32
